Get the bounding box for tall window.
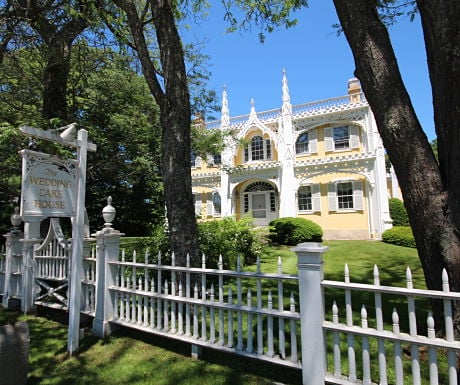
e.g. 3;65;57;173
251;136;264;160
213;153;221;165
296;132;309;154
191;151;197;167
298;185;312;211
328;181;363;211
333;127;350;150
244;135;272;162
337;182;354;209
193;193;202;216
207;192;221;216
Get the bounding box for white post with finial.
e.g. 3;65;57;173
93;197;124;338
2;208;24;307
291;242;328;385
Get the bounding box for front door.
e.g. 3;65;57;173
251;193;267;226
241;181;278;226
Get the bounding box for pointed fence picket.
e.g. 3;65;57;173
323;265;459;385
106;250;302;369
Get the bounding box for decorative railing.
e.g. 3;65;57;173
204;94;367;131
292;94;366;116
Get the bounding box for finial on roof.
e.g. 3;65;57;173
221;85;230;127
282;69;290;104
249;98;256;117
282;69;292;115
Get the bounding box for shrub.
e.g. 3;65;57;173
197;216;267;270
129;218;266;270
382;226;416;248
269;217;323;246
389;198;409;226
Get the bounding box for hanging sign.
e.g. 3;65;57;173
20;150;78;218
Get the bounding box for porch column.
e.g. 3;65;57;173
279;160;296;218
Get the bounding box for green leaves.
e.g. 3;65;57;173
221;0;308;42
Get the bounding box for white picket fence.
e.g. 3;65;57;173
1;224;460;385
107;251;301;368
322;265;458;385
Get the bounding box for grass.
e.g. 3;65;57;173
1;306;299;385
1;240;435;385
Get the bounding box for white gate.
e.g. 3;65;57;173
33;218;70;309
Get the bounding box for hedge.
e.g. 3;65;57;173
382;226;416;248
389;198;409;227
269;217;323;246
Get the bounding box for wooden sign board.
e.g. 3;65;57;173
20;150;78;218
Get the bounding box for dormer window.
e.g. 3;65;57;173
244;135;272;162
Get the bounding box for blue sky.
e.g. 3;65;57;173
185;1;435;141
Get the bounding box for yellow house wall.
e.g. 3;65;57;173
295;125;362;162
192;120;372;239
297;174;369;239
191;160;220;176
192;186;219;221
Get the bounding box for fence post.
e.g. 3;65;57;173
2;208;24;307
291;242;328;385
92;197;123;338
21;219;42;313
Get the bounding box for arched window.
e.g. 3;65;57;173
244;135;272;162
296;132;309;154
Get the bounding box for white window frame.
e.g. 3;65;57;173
328;180;363;212
297;184;321;212
206;192;221;217
191;152;202;168
295;129;318;155
324;126;359;152
244;135;272;162
193;193;202;216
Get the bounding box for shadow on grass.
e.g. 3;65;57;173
111;325;302;385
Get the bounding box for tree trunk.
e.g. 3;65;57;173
333;0;460;336
151;0;199;266
42;38;72;121
13;0;89;122
115;0;200;266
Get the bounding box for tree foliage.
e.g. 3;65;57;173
0;43;164;236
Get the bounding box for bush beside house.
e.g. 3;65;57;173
269;217;323;246
382;226;416;248
389;198;409;226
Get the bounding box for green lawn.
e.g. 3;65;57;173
1;240;430;385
